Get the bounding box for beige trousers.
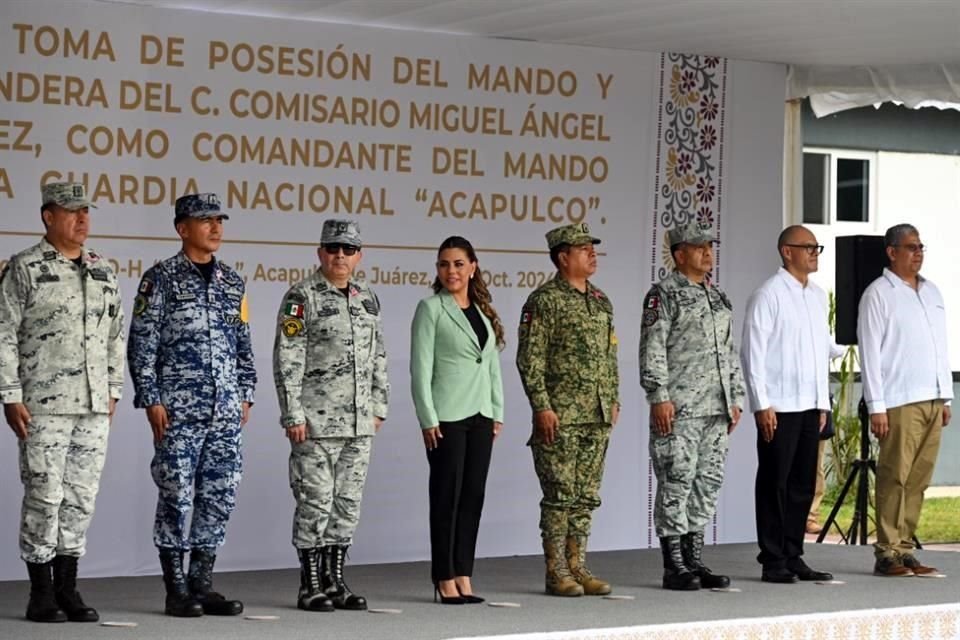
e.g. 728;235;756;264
874;400;944;558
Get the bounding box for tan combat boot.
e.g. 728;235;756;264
543;538;584;597
566;536;612;595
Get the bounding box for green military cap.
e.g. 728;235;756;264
41;182;97;210
545;223;600;250
667;223;718;247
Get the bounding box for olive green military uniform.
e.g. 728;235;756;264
517;223;619;596
518;274;619;538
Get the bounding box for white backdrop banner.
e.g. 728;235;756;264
0;1;784;580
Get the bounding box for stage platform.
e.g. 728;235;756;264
0;543;957;639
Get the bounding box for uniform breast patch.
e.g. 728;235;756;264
282;317;304;337
361;298;379;315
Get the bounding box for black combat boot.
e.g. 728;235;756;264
659;536;700;591
25;561;67;623
320;545;367;610
158;549;203;617
680;531;730;589
297;548;334;611
52;555;98;621
187;549;243;615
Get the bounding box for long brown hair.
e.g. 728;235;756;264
432;236;506;350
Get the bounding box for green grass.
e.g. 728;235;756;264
819;497;960;543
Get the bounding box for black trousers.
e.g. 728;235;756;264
427;413;494;582
755;409;821;570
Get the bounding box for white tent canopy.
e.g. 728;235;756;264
100;0;960;115
98;0;960;68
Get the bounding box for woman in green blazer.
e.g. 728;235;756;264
410;236;505;605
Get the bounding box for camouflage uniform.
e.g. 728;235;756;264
275;220;388;612
639;227;745;539
127;195;256;552
273;222;389;550
517;223;619;596
0;183;124;566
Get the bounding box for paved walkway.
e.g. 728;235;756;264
925;485;960;498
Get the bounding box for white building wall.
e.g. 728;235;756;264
807;151;960;370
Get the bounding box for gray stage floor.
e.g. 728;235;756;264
0;543;957;640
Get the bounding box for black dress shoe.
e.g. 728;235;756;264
761;568;798;584
787;561;833;582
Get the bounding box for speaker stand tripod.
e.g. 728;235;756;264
816;397;921;549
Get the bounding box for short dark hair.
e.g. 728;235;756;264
549;244;569;268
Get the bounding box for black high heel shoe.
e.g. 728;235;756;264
458;592;485;604
433;583;465;605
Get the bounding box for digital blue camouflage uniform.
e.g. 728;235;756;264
0;183;125;564
639;224;745;538
273;220;389;550
517;223;619;595
127;194;256;551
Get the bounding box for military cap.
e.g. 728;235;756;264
174;193;229;221
545;223;600;250
41;182;97;210
321;219;362;247
667;223;718;247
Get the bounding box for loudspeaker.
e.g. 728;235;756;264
835;235;886;345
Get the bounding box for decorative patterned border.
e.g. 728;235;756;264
648;53;729;546
650;53;727;282
451;603;960;640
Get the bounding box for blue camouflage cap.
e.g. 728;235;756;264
321;219;362;247
667;223;718;247
174;193;229;221
41;182;97;210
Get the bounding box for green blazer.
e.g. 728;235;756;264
410;290;504;429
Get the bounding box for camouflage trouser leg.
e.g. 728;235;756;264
531;423;611;540
151;417;242;550
19;414;110;563
290;436;372;549
650;415;728;537
189;415;243;549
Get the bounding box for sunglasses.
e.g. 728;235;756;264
323;244;360;256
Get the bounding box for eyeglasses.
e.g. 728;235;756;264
323;244;360;256
784;244;824;255
893;243;926;254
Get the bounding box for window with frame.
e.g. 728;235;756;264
802;148;876;225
